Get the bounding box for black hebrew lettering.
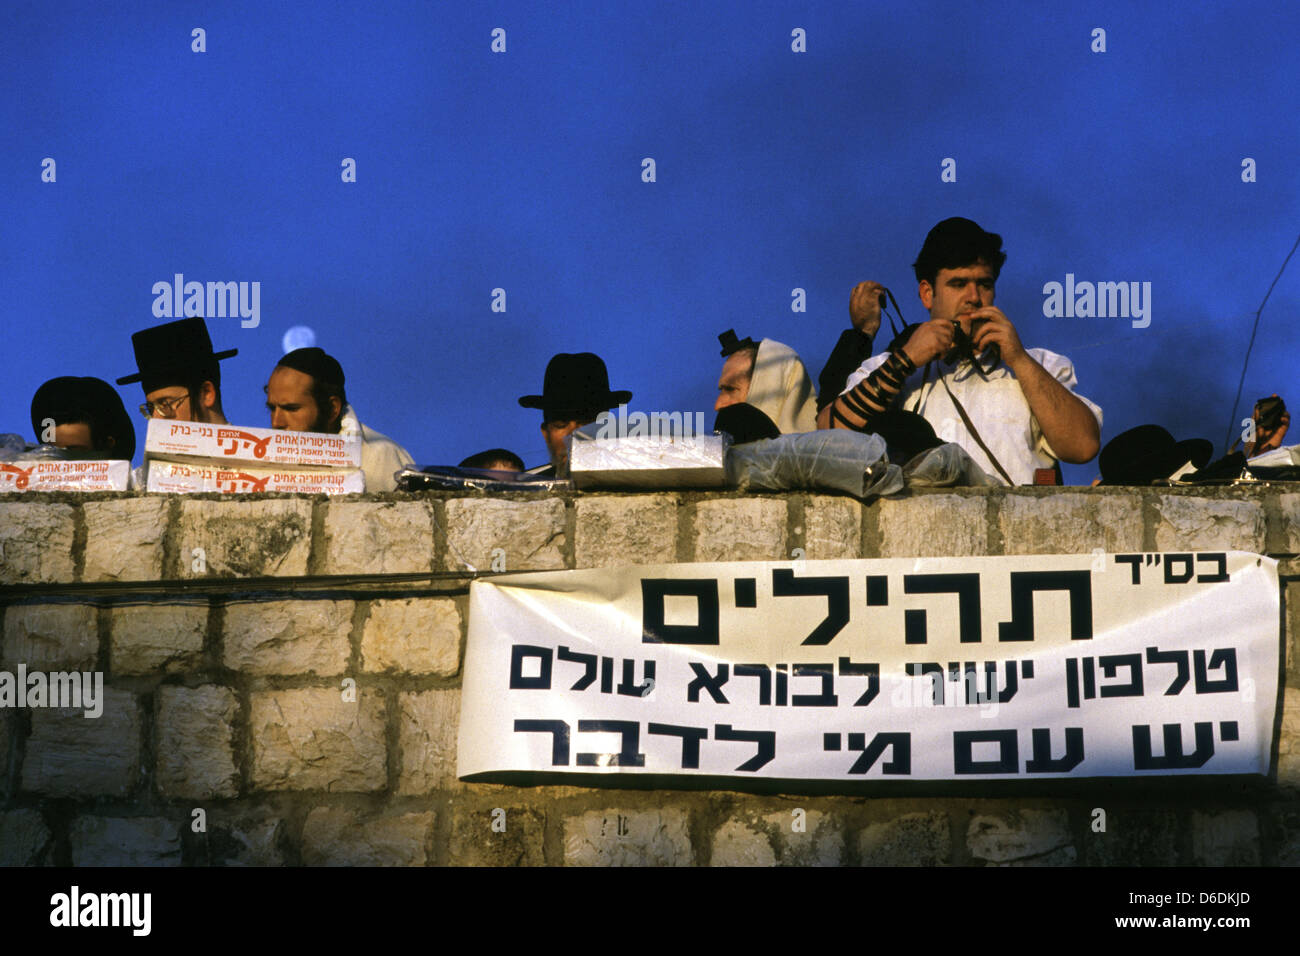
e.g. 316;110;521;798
1164;553;1194;584
509;644;553;690
846;732;910;775
576;720;645;767
953;660;1023;704
648;722;708;769
735;664;771;705
998;571;1093;642
734;577;757;607
775;664;788;706
642;578;720;645
714;724;775;772
687;662;729;703
771;569;850;645
1116;554;1142;584
866;575;889;605
902;573;982;644
1194;648;1238;693
1025;727;1085;773
1098;653;1144;698
837;657;880;706
906;661;946;705
1132;722;1215;770
791;663;838;706
1146;646;1190;695
557;646;597;690
514;719;570;765
600;656;614;693
617;658;656;697
953;729;1019;774
1196;553;1228;582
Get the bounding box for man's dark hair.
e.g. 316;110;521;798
185;370;225;416
912;217;1007;286
459;448;525;471
276;348;348;431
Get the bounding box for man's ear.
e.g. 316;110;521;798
918;280;934;311
198;380;218;410
328;395;343;430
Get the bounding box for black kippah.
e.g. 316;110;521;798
277;347;345;389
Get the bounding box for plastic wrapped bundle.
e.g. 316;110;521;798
569;433;730;489
725;430;903;498
901;443;998;487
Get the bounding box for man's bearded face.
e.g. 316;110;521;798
266;366;337;433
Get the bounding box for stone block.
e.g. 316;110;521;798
998;493;1142;555
575;495;678;568
563;809;694;866
1279;688;1300;790
711;809;843;866
448;806;546;866
361;598;460;676
1191;809;1260;865
82;497;168;582
22;688;140;797
2;603;98;670
69;816;182;866
109;603;207;675
176;498;311;577
155;685;238;799
223;600;352;676
878;494;988;557
323;500;435;574
301;807;435;866
1278;494;1300;554
397;689;459;794
694;498;786;562
0;809;52;865
967;808;1074;864
444;498;566;571
0;502;76;583
803;496;863;559
1151;496;1265;552
1266;803;1300;867
1082;808;1180;865
206;817;287;866
857;811;951;866
249;688;386;792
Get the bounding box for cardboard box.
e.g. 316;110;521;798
568;434;729;488
0;458;131;492
146;459;365;495
144;419;362;470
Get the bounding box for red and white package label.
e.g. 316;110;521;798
145;420;362;469
146;459;364;495
0;459;130;492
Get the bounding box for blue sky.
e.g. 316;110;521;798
3;0;1297;484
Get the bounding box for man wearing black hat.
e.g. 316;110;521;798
266;347;413;492
823;218;1102;485
30;377;136;460
117;317;234;425
518;353;632;473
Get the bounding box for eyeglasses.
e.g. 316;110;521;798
139;393;192;419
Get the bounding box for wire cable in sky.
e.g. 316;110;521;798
1224;232;1300;453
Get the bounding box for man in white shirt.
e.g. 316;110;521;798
265;347;413;492
820;218;1102;485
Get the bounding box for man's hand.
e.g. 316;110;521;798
1248;394;1290;456
849;281;885;336
967;307;1026;365
900;316;955;366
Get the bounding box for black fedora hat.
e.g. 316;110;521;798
116;317;237;391
518;353;632;418
1099;424;1213;485
30;376;137;461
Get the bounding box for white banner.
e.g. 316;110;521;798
458;552;1281;783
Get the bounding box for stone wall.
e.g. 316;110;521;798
1;486;1297;866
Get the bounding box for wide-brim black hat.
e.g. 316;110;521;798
30;376;136;461
116;317;237;390
518;352;632;417
1099;424;1213;485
